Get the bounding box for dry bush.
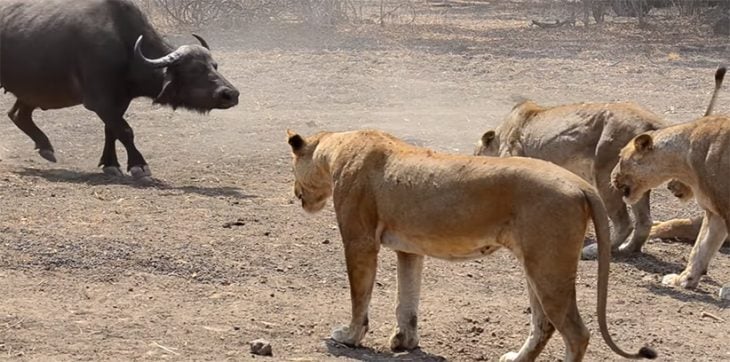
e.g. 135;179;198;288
134;0;418;28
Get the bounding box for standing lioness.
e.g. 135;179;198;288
474;101;667;257
612;115;730;289
288;129;655;361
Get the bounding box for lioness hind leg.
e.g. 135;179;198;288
523;265;589;361
650;216;703;241
500;283;555;362
619;191;652;253
331;241;379;347
389;251;424;351
595;163;633;248
663;212;728;289
581;148;634;260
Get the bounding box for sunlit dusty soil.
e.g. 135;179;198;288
1;2;728;361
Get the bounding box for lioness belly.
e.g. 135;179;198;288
379;229;502;261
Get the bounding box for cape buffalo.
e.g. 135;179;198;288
0;0;239;180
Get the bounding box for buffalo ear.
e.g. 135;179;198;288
634;134;653;153
287;130;306;154
481;130;495;145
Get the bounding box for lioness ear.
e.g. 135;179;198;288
287;130;306;154
481;130;495;145
634;134;653;153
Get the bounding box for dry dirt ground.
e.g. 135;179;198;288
1;1;729;361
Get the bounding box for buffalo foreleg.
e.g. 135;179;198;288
110;118;150;181
7;100;56;162
94;103;151;181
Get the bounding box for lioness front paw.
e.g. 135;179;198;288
662;272;699;289
331;325;366;347
499;351;519;362
389;327;419;351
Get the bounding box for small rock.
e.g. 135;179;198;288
322;239;330;244
222;219;245;228
250;339;272;356
719;285;730;300
581;244;598;260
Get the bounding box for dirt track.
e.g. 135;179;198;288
1;2;729;361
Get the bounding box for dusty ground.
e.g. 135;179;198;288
1;1;729;361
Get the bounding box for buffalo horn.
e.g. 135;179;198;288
192;34;210;50
135;35;186;68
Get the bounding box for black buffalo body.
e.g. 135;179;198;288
0;0;239;179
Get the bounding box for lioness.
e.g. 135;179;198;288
612;115;730;289
288;129;655;361
650;181;729;244
474;100;667;256
645;68;728;246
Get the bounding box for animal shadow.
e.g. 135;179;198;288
325;339;447;362
613;250;685;276
644;283;729;307
15;167;256;199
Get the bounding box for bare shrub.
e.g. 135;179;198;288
134;0;419;28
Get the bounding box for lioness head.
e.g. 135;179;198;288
611;133;665;205
474;130;499;156
667;179;693;202
287;130;333;213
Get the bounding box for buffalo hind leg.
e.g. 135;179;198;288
99;125;123;176
7;101;56;162
500;283;556;362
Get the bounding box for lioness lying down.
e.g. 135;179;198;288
612;115;730;289
474;100;668;258
649;180;730;245
288;129;655;361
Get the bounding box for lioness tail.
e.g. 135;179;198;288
704;66;726;117
583;188;657;360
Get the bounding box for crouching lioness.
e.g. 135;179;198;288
612;115;730;289
649;180;730;245
287;129;655;361
474;100;667;257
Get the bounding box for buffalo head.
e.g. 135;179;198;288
135;34;239;112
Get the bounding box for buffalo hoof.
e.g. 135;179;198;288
38;149;56;163
130;165;154;184
130;165;151;178
102;166;124;177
